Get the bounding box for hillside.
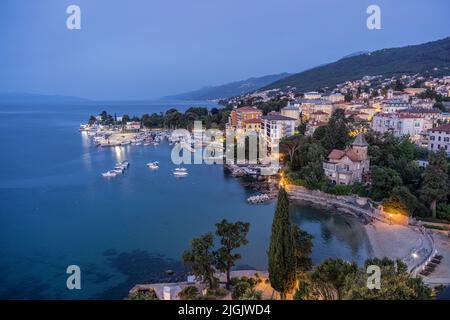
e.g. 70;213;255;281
263;37;450;92
163;73;290;100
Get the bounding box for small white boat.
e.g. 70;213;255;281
173;170;188;177
175;167;187;172
147;161;159;169
102;171;117;177
121;140;131;146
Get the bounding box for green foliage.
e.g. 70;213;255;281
125;289;159;300
178;286;200;300
214;219;250;289
182;233;217;289
310;258;358;300
231;276;262;300
342;258;432;300
370;166;403;201
239;288;263;300
292;225;313;272
420;149;449;217
437;203;450;221
313;109;352;152
268;188;297;299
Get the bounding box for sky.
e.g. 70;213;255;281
0;0;449;100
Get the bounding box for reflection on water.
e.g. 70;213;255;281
290;205;371;265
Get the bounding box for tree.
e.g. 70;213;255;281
370;166;403;201
88;115;97;125
313;109;352;152
280;135;302;166
214;219;250;289
342;258;432;300
267;187;297;299
292;225;313;272
311;258;357;300
182;233;217;289
420;149;449;217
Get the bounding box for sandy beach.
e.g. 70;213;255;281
364;220;424;262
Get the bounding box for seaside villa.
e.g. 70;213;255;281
323;134;370;185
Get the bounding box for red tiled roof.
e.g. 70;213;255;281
429;123;450;133
328;148;363;162
328;149;345;160
236;106;261;113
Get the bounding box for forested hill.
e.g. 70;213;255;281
262;37;450;92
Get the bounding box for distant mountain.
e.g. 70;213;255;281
262;37;450;92
163;73;291;100
0;92;89;103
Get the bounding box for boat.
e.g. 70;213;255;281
173;170;188;177
102;171;117;177
121;140;131;146
174;167;187;172
147;161;159;169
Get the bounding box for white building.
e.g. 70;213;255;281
428;123;450;155
125;121;141;132
323;134;370;185
303;91;322;99
381;99;411;113
326;93;345;103
371;113;432;143
260;114;296;146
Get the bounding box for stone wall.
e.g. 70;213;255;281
285;184;408;225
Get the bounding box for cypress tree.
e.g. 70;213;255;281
268;187;297;299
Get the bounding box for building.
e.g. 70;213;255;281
295;99;334;119
303;91;322;99
381;99;411;113
398;108;442;123
125;121;141;132
260;114;296;146
371;113;432;143
428;123;450;155
310;111;329;123
323;134;370;185
241;118;261;132
281;104;300;125
326;93;345;103
228;106;262;131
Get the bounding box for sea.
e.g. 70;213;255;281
0;100;371;299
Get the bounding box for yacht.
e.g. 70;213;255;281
102;171;117;177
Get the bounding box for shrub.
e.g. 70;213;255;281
126;289;159;300
231;277;262;300
208;287;227;298
436;203;450;221
178;286;199;300
328;184;353;196
239;288;263;300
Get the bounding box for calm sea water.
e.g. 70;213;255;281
0;101;371;299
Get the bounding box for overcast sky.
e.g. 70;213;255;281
0;0;449;100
